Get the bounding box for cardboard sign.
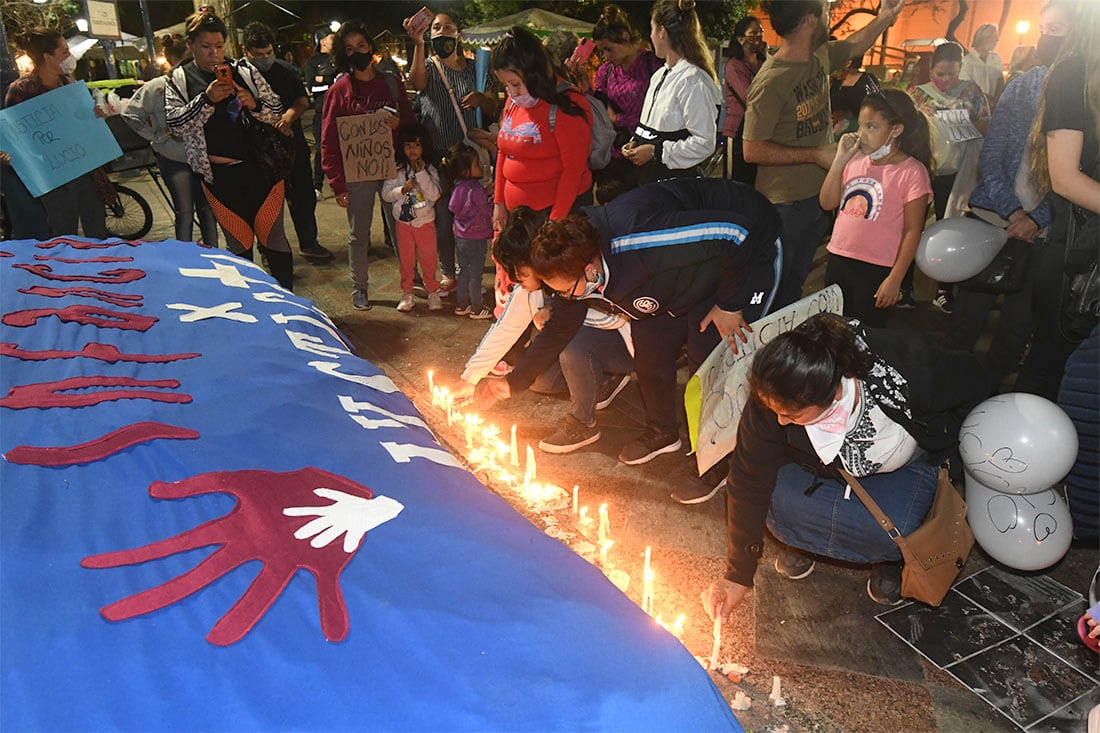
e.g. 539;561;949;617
684;285;844;475
337;111;396;183
0;82;122;197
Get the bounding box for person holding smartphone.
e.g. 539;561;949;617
165;7;295;290
406;9;498;300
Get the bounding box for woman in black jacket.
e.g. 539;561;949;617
702;314;989;615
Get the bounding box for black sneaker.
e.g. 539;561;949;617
932;291;955;315
775;548;815;580
671;475;727;504
300;244;335;263
538;415;601;454
412;283;429;299
595;374;631;411
896;289;917;309
618;425;681;465
867;562;904;605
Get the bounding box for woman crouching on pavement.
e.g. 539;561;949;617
702;313;988;614
166;7;294;289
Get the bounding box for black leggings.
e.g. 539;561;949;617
825;253;892;328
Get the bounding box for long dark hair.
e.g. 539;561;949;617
592;4;643;46
748;314;875;410
184;7;227;42
13;28;63;68
440;142;478;184
724;16;764;63
651;0;717;82
394;123;433;169
860;89;934;177
491;26;583;117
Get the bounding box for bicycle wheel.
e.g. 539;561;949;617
104;184;153;240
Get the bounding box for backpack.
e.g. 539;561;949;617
549;81;615;171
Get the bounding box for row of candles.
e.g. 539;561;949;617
426;371;687;640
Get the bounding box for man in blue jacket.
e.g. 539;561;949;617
475;178;782;467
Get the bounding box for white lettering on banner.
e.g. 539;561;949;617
308;361;399;392
271;313;351;351
689;285;844;474
166;302;258;323
253;291;321;313
286;331;353;359
339;395;429;431
178;261;267;289
380;441;463;469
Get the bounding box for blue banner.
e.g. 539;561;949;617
0;81;122;196
0;236;742;732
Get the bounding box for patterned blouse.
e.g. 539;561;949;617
594;50;663;154
908;79;991;127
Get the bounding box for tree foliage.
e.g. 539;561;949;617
2;0;82;39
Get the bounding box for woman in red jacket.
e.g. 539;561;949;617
489;26;593;234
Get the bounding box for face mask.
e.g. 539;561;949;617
59;55;76;75
431;35;457;59
509;92;538;109
578;268;606;298
1035;34;1065;66
348;51;373;72
931;75;955;93
867;137;896;161
251;56;274;72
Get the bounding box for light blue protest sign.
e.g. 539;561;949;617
0;81;122;197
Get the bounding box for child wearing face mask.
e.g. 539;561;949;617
819;90;933;328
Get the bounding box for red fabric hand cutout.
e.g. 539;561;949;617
4;421;199;466
33;255;135;263
18;285;143;308
12;263;145;284
0;341;200;363
2;304;157;331
81;468;403;646
0;375;189;409
35;237;141;250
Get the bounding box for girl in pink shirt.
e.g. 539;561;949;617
820;90;933;327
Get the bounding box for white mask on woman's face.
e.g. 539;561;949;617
59;55;76;75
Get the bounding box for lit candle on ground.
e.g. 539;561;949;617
709;617;722;670
642;546;654;615
597;503;609;544
600;540;614;566
427;369;434;395
578;506;590;525
510;425;518;466
524;445;536;489
572;485;579;515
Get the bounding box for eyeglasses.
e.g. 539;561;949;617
553;272;584;300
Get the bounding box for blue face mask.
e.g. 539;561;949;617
509;92;538;109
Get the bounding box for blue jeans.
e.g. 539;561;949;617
530;326;634;426
157;154;218;245
766;462;938;564
454;236;487;307
773;196;830;309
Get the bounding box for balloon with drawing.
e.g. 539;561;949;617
965;481;1073;571
959;393;1078;495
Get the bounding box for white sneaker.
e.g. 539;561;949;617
427;292;444;311
396;293;414;312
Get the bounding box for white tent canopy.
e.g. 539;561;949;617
67;33;146;61
462;9;593;46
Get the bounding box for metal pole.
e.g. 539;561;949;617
139;0;158;64
100;39;118;79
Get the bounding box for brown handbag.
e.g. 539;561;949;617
839;467;974;607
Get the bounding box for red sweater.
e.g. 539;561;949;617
320;71;414;196
494;92;592;219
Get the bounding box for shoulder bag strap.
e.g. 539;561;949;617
430;54;470;136
836;467;906;545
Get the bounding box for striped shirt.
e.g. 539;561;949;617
416;60;480;159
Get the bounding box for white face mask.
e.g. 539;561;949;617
867;136;897;161
59;55;76;75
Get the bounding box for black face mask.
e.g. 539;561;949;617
348;51;372;71
431;35;457;59
1035;34;1065;66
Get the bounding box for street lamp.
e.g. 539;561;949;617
330;20;340;33
76;18;89;33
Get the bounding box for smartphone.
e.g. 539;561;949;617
215;64;232;83
409;6;434;36
568;38;596;67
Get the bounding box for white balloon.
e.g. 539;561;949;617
966;478;1073;571
959;393;1079;494
915;217;1007;283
